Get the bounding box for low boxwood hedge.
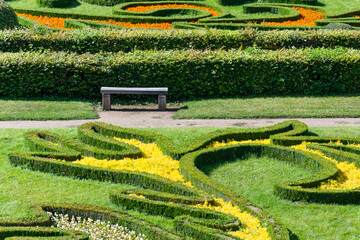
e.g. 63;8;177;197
36;0;74;8
179;142;360;205
7;121;310;240
0;203;183;240
77;120;307;159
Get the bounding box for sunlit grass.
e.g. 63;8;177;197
0;100;98;120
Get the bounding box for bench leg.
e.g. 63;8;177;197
158;95;167;110
102;94;111;111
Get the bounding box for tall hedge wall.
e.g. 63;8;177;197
0;48;359;100
1;29;360;53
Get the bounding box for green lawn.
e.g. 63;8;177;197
1;126;360;239
173;96;360;119
203;154;360;240
0;100;98;120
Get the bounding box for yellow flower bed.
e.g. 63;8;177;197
207;139;270;148
128;193;146;199
291;142;360;190
73;138;192;186
195;198;270;240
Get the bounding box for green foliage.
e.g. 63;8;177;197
0;48;359;100
7;121;309;240
4;28;360;54
324;22;356;29
208;4;301;23
37;0;74;8
0;0;19;30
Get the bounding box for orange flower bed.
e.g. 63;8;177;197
261;7;324;26
355;15;360;18
16;12;172;29
94;19;172;29
16;13;71;29
125;4;221;16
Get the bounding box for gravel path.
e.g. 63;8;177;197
1;107;360;129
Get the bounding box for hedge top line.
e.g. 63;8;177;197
2;28;360;53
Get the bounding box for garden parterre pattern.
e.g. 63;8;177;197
4;120;360;239
9;0;360;30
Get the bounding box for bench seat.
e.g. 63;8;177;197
100;87;168;111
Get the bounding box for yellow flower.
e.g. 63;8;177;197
291;142;360;190
194;198;270;240
207;139;270;148
73;138;192;186
128;193;146;199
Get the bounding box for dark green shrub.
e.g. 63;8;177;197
36;0;74;8
0;0;19;29
323;22;357;29
0;48;359;100
3;28;360;54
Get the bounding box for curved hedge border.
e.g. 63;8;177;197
77;120;307;159
7;121;308;240
1;48;360;100
0;203;185;240
36;0;74;8
201;4;301;24
80;0;202;7
173;21;322;29
3;28;360;54
179;141;360;205
111;1;224;23
316;18;360;27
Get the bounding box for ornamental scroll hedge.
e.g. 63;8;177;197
8;121;308;240
7;120;360;239
0;48;359;100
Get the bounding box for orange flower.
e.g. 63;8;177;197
92;19;172;29
16;12;172;29
126;4;221;16
261;7;325;26
355;15;360;18
16;13;72;29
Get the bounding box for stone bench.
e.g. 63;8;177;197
100;87;168;111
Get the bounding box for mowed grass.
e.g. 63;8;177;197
174;96;360;119
0;100;98;120
202;155;360;240
1;126;360;239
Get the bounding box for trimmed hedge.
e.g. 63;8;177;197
258;0;318;5
24;130;142;160
0;203;184;240
173;21;324;30
3;28;360;54
36;0;74;8
202;4;301;24
0;0;19;30
77;120;307;159
271;135;360;146
0;48;360;100
179;142;360;205
112;1;220;23
8;121;309;239
80;0;202;7
0;227;89;239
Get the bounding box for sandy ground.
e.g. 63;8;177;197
1;105;360;129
